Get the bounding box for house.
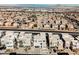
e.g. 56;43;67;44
5;39;14;49
62;33;74;49
18;32;32;47
1;33;15;50
58;40;63;50
71;40;79;50
49;33;60;48
33;33;47;48
22;33;32;47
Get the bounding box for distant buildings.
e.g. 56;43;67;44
0;8;78;32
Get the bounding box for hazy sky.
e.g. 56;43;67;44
0;4;79;7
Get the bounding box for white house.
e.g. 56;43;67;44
49;33;60;48
33;33;47;48
18;32;32;47
62;33;74;49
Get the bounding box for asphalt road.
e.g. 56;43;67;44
0;28;78;35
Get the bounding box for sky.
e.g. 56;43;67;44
0;4;79;8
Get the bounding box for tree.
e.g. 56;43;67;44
34;24;37;27
31;15;37;18
24;46;31;52
14;38;18;49
19;40;23;47
31;15;37;22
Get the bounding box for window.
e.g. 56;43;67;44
34;40;37;42
43;40;45;42
39;41;42;42
8;46;13;47
35;46;39;48
54;21;56;23
40;43;42;45
6;42;9;44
